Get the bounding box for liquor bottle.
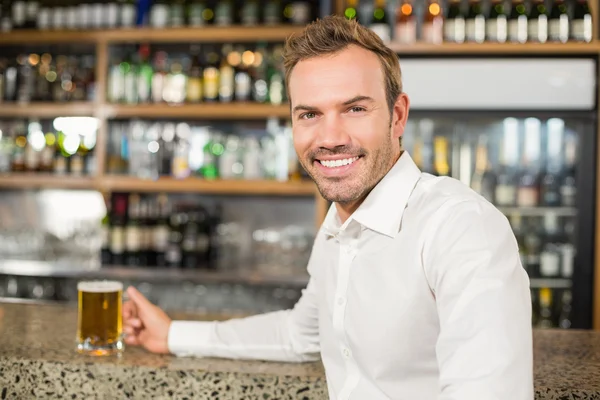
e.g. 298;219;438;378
187;46;203;103
487;0;508;42
268;45;285;105
91;0;105;29
344;0;358;21
101;205;111;265
241;0;260;26
523;220;542;276
69;137;87;176
264;0;281;25
517;118;542;208
1;1;13;32
16;54;34;104
24;0;40;29
200;132;221;179
214;0;233;26
571;0;592;42
12;0;27;30
251;43;269;103
560;133;577;207
203;46;220;103
235;47;252;101
188;0;208;26
539;214;561;277
166;208;184;268
51;0;66;30
125;194;142;266
53;129;69;175
540;118;564;207
182;208;200;268
109;193;128;265
105;0;119;29
169;0;185;27
528;0;548;43
138;199;150;266
560;242;575;278
470;135;497;203
122;54;138;105
219;45;235;103
433;136;450;176
444;0;465;43
370;0;391;42
538;287;554;328
39;131;56;172
150;0;169;28
395;0;417;44
153;194;170;267
108;56;125;103
24;120;42;172
558;290;572;329
465;0;485;43
137;46;153;104
164;57;188;105
151;52;168;103
422;0;444;44
119;0;136;28
172;123;191;179
508;0;528;43
548;0;569;43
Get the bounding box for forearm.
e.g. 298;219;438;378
168;310;320;362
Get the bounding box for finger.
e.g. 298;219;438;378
122;301;138;319
126;286;153;310
124;318;143;329
123;325;138;336
124;334;140;346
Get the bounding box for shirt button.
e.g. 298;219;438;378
337;297;346;306
342;347;351;359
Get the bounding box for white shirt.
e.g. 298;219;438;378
168;152;534;400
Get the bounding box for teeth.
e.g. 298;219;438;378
319;157;359;168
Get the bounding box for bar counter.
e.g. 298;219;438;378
1;302;599;400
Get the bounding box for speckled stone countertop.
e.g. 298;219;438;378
1;302;600;400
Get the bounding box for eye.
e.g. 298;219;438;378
300;112;317;120
348;106;366;113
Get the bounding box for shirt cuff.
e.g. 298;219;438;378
167;320;215;357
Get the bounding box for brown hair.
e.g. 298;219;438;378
282;15;402;116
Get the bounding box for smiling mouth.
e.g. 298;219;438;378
317;156;361;168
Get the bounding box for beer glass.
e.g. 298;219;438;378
76;280;124;356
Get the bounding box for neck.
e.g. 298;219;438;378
335;150;403;224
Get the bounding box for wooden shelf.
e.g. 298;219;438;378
388;41;600;55
100;176;316;196
0;26;304;45
101;103;291;119
0;174;96;190
0;103;96;118
101;25;304;43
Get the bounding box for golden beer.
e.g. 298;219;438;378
76;281;124;356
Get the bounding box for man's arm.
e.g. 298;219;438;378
167;274;320;362
423;200;534;400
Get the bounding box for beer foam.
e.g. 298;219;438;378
78;280;123;293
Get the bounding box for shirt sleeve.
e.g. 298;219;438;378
167;273;321;363
422;199;534;400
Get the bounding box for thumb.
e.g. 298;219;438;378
126;286;153;310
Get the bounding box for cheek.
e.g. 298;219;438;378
292;126;316;155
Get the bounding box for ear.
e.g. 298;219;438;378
391;93;410;142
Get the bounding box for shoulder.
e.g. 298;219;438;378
409;174;512;239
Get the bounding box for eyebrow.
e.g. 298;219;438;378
292;95;376;114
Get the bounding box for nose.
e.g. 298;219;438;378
313;113;352;150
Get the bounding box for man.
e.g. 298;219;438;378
123;15;534;399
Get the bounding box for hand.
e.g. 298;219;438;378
122;286;172;354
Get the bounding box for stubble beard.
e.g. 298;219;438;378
300;135;396;205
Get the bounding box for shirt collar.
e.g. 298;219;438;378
321;151;422;239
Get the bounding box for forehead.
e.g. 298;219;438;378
288;45;385;106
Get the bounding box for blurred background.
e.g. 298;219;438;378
0;0;598;330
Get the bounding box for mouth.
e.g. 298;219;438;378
313;155;363;177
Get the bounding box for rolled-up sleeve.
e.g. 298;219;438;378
423;200;534;400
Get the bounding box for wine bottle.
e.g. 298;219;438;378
548;0;569;43
395;0;417;44
444;0;465;43
370;0;391;42
528;0;548;43
508;0;528;43
487;0;508;43
422;0;444;44
465;0;485;43
571;0;592;42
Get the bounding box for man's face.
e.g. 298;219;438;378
288;45;409;205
